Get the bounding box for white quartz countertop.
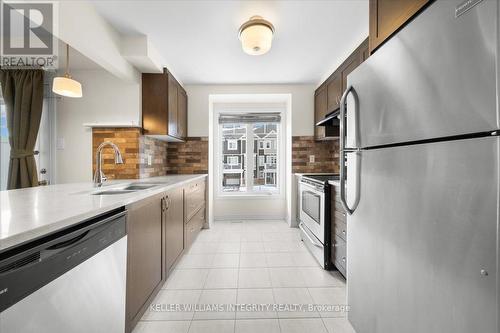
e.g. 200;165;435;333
0;174;207;252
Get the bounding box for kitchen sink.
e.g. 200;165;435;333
92;183;162;195
92;189;137;195
121;184;160;191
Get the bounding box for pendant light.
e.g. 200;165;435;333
52;44;83;98
238;16;275;56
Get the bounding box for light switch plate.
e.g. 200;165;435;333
309;155;315;163
147;155;152;166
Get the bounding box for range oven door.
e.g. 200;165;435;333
299;181;325;244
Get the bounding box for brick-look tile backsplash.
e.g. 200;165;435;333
167;137;209;174
92;130;208;179
92;128;141;179
93;130;337;179
139;135;168;178
292;136;339;174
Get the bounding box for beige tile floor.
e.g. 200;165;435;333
133;220;356;333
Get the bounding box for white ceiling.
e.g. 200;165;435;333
92;0;369;85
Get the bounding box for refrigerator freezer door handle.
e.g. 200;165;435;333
340;85;360;215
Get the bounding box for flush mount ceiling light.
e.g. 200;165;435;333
52;44;83;98
238;15;275;56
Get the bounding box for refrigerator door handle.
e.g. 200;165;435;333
340;85;360;215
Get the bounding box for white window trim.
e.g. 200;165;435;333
216;117;283;198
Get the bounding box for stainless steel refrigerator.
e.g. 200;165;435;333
339;0;499;332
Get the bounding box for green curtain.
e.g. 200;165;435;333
0;69;44;189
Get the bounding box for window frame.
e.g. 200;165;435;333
217;119;282;197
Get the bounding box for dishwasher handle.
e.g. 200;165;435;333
41;210;127;257
47;231;90;250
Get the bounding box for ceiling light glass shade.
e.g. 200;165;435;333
239;16;275;56
52;75;82;98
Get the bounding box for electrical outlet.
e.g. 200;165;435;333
147;155;152;166
309;155;315;163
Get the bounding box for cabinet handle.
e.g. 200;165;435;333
165;196;170;210
342;257;346;263
342;230;346;235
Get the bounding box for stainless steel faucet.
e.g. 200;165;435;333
94;141;124;187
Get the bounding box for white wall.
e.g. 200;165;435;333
55;69;141;184
185;85;315;137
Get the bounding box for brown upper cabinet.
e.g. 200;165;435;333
142;69;187;141
369;0;432;53
314;38;369;140
314;85;328;140
326;73;342;113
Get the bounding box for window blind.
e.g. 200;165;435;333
219;113;281;124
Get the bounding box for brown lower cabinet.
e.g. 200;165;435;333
184;179;207;250
163;187;184;276
185;204;205;250
184;180;206;222
126;178;207;333
126;194;164;333
330;183;347;277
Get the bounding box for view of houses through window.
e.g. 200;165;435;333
221;120;279;193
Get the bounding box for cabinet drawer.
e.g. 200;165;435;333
184;180;205;222
184;205;205;250
333;235;346;273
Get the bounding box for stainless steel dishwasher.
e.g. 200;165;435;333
0;208;127;333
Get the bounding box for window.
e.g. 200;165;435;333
227;139;238;150
265;172;276;185
266;155;277;164
218;113;280;194
227;156;239;165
